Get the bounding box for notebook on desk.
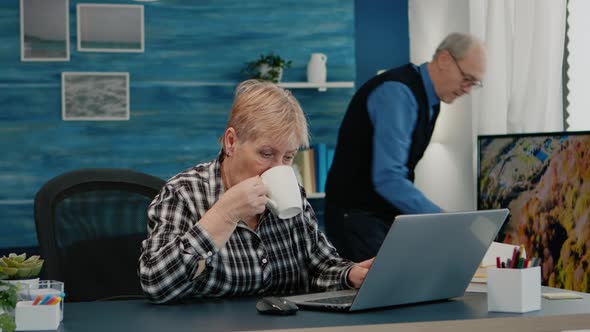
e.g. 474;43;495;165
284;209;510;311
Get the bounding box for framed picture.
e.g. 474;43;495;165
77;4;144;53
20;0;69;61
62;72;130;121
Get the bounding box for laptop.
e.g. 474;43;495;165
284;209;509;311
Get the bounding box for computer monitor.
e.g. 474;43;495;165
478;131;590;292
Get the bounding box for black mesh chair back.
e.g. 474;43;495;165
34;169;165;302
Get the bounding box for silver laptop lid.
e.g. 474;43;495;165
349;209;509;311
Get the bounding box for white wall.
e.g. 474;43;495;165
409;0;476;212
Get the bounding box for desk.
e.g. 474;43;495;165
58;287;590;332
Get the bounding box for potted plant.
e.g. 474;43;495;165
0;281;17;332
0;253;44;289
242;53;292;83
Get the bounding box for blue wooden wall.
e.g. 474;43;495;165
355;0;409;87
0;0;356;248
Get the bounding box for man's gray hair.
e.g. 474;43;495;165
433;33;479;60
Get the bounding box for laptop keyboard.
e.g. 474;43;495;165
306;295;356;305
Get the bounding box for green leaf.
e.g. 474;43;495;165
29;262;43;278
0;282;17;332
0;281;17;311
0;313;16;332
0;267;17;278
1;257;19;268
15;267;32;278
7;253;26;263
23;255;40;263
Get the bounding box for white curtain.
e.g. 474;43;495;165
472;0;566;135
409;0;566;211
566;0;590;131
410;0;473;212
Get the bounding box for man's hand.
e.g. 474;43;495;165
347;257;375;288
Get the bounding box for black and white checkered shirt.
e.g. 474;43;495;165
139;153;354;303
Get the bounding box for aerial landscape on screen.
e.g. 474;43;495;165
479;133;590;292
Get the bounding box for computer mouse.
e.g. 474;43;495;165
256;296;299;315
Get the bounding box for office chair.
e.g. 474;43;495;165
34;168;165;302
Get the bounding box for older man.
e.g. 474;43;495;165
325;33;487;262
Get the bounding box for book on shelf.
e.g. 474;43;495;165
313;143;327;193
309;148;317;193
293;149;314;194
327;147;335;177
292;144;335;197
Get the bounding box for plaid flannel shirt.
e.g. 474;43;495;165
138;153;354;303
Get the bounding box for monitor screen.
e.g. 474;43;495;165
478;131;590;292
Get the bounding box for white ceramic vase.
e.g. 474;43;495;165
307;53;327;83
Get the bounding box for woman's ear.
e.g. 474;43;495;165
223;127;237;156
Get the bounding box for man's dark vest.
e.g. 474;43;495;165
325;64;440;221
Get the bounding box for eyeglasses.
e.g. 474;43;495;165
449;53;483;89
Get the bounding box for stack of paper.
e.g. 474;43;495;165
466;242;522;293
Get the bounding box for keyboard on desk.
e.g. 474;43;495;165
306;295;356;305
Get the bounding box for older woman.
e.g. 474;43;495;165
139;79;373;303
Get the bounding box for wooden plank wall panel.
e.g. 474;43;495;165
0;0;355;248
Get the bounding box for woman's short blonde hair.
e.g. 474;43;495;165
223;79;309;149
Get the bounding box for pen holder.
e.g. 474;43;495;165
19;280;64;321
15;301;60;331
487;266;541;313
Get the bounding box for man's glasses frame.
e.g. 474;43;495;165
449;53;483;89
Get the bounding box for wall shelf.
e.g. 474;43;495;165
278;82;354;92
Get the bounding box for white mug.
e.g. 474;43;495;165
260;165;303;219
